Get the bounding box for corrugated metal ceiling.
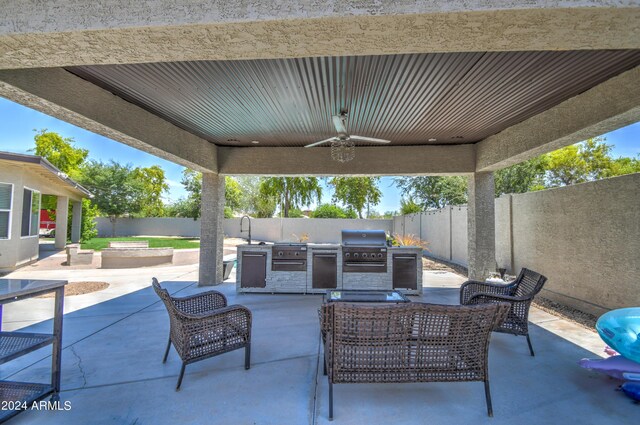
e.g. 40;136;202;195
68;50;640;147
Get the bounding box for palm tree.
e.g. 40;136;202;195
259;177;322;217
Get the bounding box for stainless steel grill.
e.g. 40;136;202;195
341;230;388;273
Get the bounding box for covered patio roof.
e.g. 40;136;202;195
1;0;638;283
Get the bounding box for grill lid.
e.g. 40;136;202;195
341;230;387;247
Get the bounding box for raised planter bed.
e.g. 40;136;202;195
101;247;174;268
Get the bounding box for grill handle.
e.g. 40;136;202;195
272;261;306;265
344;262;386;267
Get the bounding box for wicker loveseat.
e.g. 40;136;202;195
320;302;509;420
152;278;252;390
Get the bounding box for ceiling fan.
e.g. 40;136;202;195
305;112;391;148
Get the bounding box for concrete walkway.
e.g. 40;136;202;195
1;265;635;424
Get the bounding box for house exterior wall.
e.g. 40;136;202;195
0;162;82;272
0;165;39;271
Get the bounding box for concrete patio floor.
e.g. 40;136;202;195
1;262;636;425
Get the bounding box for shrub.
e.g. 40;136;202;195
312;204;356;218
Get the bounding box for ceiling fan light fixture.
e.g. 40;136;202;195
330;139;355;163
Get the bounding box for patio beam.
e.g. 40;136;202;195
1;3;638;69
475;65;640;172
218;145;475;176
0;68;218;173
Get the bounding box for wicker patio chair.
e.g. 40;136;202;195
152;278;252;390
460;268;547;356
321;302;509;420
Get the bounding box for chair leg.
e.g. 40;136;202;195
323;355;327;376
176;362;186;391
163;338;171;363
484;379;493;417
245;343;251;370
526;334;535;357
329;381;334;421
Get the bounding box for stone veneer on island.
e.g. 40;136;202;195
236;244;422;295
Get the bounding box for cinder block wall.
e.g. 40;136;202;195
401;173;640;315
98;217;393;244
505;173;640;316
94;173;639;314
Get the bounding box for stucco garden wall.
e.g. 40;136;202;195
95;173;638;314
392;173;639;315
98;217;393;244
505;173;640;316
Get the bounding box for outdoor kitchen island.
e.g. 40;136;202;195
236;230;423;295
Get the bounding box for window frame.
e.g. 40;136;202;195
0;182;13;240
20;186;41;239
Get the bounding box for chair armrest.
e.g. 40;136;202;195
460;279;514;304
172;290;228;314
466;292;533;305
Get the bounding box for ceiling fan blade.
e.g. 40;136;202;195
332;115;347;134
304;137;338;148
349;135;391;144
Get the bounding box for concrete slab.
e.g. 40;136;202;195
0;266;633;424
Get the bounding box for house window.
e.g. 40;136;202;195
21;187;40;237
0;183;12;239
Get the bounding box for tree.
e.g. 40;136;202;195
399;198;422;215
225;177;243;213
259;177;322;217
329;177;382;219
78;160;144;236
132;165;169;217
234;176;277;218
31;129;88;177
494;157;547;196
170;170;242;219
395;176;467;209
609;156;640;176
544;137;614;187
312;204;357;219
30;129;96;241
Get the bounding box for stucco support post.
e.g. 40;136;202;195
70;200;82;243
467;172;496;280
55;196;69;249
199;173;225;286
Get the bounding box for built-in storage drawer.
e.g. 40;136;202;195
392;254;417;290
312;253;337;289
241;252;267;288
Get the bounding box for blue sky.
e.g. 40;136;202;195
0;97;638;213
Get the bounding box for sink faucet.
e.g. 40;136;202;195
240;215;252;245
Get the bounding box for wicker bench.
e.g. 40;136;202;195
320;302;509;420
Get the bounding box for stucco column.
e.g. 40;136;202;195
467;172;496;280
70;200;82;243
55;196;69;249
199;173;225;286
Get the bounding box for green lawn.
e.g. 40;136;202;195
81;237;200;251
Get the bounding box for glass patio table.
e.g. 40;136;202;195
324;289;410;303
0;279;67;423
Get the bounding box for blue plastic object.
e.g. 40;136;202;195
621;382;640;402
596;308;640;363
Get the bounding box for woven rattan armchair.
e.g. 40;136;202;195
460;268;547;356
152;278;252;390
321;302;509;420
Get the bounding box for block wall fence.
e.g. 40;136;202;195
96;173;639;315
